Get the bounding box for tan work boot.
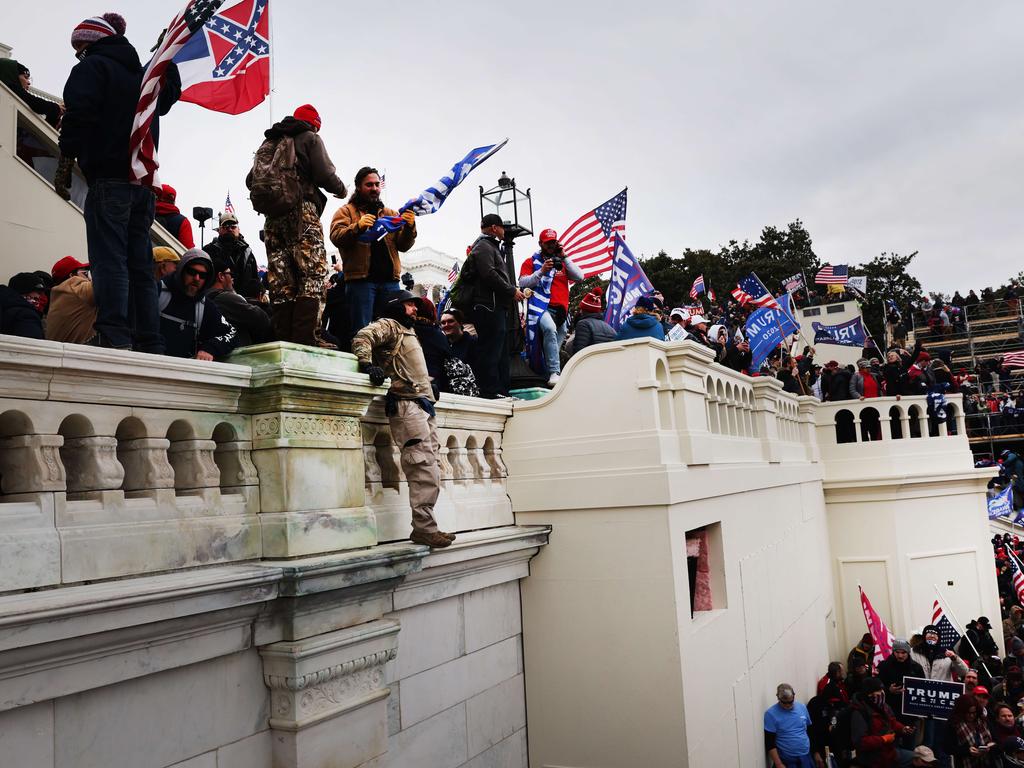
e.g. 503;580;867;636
410;530;453;548
441;531;457;542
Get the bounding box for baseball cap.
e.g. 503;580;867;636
539;228;558;243
689;314;708;326
152;246;180;264
51;255;89;282
669;308;687;319
481;213;504;228
912;745;937;763
219;212;239;226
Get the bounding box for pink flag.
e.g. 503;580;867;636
859;586;894;671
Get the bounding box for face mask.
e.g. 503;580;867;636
926;638;938;646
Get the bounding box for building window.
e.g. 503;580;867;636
685;523;726;616
826;304;846;314
804;308;821;317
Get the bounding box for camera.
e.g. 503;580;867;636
401;272;415;290
550;256;564;272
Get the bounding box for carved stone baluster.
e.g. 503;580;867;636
167;439;221;493
213;439;259;494
0;434;65;494
61;436;125;496
117;437;175;493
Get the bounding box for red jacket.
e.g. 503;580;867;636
155;199;195;248
851;698;904;768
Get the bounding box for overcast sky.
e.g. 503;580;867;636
7;1;1023;293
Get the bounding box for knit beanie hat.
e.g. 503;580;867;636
579;286;603;314
892;639;911;653
293;104;321;131
71;14;126;48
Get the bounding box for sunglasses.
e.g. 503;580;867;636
184;267;209;279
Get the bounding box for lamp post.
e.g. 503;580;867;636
479;173;546;391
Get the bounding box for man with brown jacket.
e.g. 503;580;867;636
249;104;347;347
329;167;417;343
351;290;455;549
46;256;96;345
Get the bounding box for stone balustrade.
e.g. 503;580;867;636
0;337;513;594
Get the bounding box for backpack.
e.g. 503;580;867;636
443;356;479;397
247;135;302;216
447;252;476;312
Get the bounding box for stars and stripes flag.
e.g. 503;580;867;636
859;586;894;670
559;189;627;278
1003;351;1024;369
1009;550;1024;605
129;0;224;188
815;264;849;285
173;0;272;115
689;275;705;301
359;139;508;242
447;261;459;286
782;272;805;292
931;598;962;651
731;273;781;311
224;191;235;216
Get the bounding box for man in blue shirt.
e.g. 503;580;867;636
764;683;822;768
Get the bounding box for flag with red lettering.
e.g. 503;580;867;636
859;586;894;670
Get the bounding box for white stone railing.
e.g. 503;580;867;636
0;337;513;593
361;395;512;542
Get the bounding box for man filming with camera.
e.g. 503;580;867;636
518;228;584;386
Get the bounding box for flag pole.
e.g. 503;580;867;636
933;582;993;681
267;0;275;128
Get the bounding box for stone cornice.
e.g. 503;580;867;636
264;647;396;692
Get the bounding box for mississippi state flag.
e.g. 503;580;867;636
172;0;271;115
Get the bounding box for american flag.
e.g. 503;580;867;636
129;0;223;188
689;275;705;301
1009;551;1024;605
559;189;627;278
931;599;962;651
732;273;780;310
1003;351;1024;369
224;191;235;216
447;261;459;286
859;586;894;670
815;264;849;285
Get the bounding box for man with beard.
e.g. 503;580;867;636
156;249;238;360
202;213;260;300
330;167;417;341
850;677;916;768
351;291;455;549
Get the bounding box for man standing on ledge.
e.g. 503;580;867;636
352;290;456;549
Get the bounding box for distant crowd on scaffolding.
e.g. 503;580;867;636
766;535;1024;767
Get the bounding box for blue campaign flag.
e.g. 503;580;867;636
812;317;868;347
989;484;1014;520
360;139;508;242
778;291;800;327
604;234;655;331
746;305;799;369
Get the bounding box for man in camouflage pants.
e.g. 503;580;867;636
352;290;456;549
257;104;347;347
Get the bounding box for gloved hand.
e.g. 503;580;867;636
359;361;386;386
401;210;415;226
881;733;895;745
54;154;74;201
358;213;377;231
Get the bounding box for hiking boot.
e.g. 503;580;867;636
410;530;454;548
292;296;337;349
271;301;294;343
441;531;457;542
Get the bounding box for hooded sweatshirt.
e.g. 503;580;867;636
158;250;238;359
0;59;61;128
60;35;180;183
616;312;664;342
154;198;195;248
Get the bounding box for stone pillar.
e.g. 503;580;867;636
230;343;382;558
0;434;65;493
752;377;785;463
61;435;125;497
260;619;400;768
665;343;716;464
117;437;175;493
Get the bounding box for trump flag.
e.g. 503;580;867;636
173;0;271;115
604;234;654;331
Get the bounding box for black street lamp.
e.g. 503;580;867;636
479;173;546;391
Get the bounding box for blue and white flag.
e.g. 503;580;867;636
778;291;799;326
604;234;654;331
747;305;799;369
989;484;1014;520
523;251;556;373
812;317;868;347
359;139;509;242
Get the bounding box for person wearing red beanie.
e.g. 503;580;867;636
568;285;616;359
249;105;347;347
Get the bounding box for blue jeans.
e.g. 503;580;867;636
345;279;400;337
538;308;568;374
84;180;162;352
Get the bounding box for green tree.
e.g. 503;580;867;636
852;251;922;341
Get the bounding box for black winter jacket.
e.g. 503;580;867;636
60;36;180;183
465;235;516;310
0;285;44;339
569;313;617;357
158;252;238;359
204;235;261;300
